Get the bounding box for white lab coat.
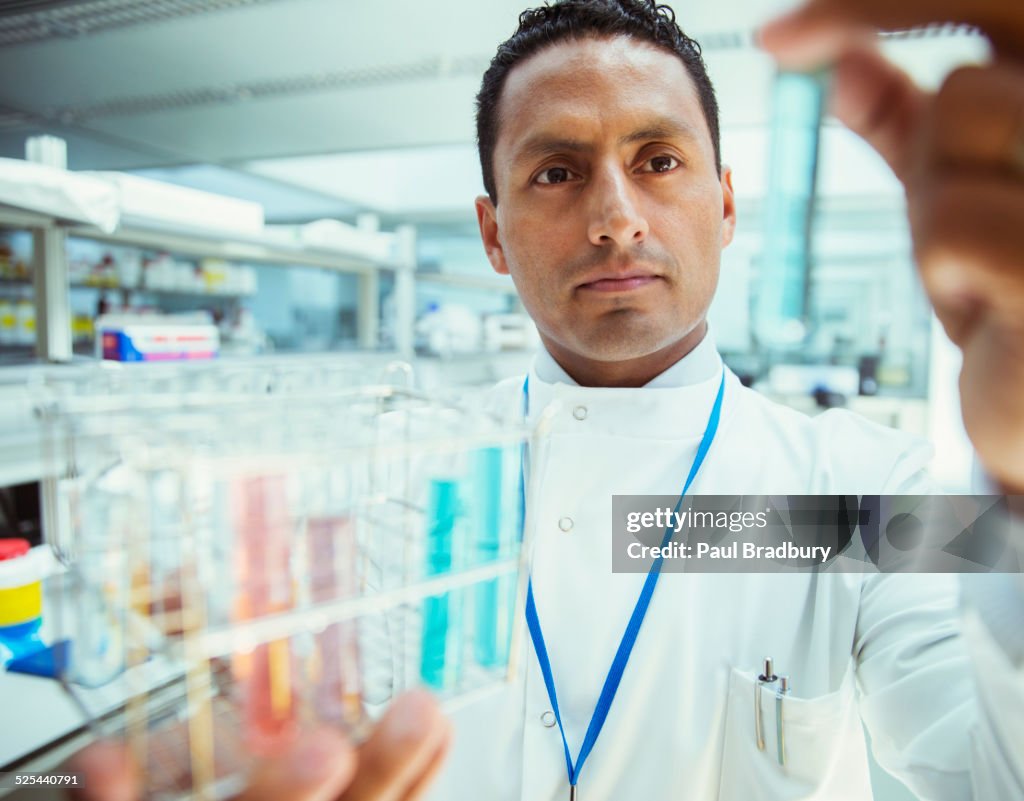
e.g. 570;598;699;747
424;344;1024;801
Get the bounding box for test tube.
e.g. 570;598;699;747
231;474;296;755
307;515;363;727
471;447;515;668
753;69;827;350
420;478;465;689
70;480;130;688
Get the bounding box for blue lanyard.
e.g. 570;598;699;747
521;368;726;792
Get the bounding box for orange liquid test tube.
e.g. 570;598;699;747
231;475;296;755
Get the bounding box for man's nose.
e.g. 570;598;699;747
587;167;649;247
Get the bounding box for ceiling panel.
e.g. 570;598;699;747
0;0;525;110
0;0;283;46
78;76;482;164
0;0;794;115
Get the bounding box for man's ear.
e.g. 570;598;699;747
720;165;737;249
475;195;510;275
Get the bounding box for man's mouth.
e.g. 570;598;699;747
577;274;660;292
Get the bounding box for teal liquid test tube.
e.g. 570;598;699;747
420;478;464;689
754;70;827;350
472;447;515;668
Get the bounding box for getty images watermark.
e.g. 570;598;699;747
611;495;1024;573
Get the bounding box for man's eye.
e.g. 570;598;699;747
640;155;680;174
536;166;576;184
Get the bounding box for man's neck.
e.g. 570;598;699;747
541;322;709;388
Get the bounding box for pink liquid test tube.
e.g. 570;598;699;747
307;516;362;727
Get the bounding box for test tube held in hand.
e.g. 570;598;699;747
753;70;826;350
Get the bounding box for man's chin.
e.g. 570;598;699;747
570;334;681;364
556;317;706;363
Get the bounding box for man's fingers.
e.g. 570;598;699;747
758;16;930;182
66;741;139;801
759;0;1024;67
341;690;450;801
827;45;929;181
927;64;1024;176
395;725;452;801
959;319;1024;490
62;695;446;801
757;3;873;71
237;726;356;801
912;61;1024;349
911;176;1024;341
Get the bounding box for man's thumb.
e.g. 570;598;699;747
237;727;356;801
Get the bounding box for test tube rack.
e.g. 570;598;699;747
15;357;540;800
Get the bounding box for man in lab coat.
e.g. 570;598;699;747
420;0;1024;799
73;1;1024;799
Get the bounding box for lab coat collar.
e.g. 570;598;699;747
527;327;730;441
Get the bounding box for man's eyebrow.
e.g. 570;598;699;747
513;119;702;164
618;118;701;146
514;135;591;164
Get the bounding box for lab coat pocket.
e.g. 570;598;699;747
718;665;870;801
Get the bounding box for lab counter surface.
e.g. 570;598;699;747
0;654;187;771
1;670;93;772
0;548;168;779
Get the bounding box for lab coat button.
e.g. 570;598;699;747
572;405;588;421
541;710;556;727
558;517;574;532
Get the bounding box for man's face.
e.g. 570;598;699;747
476;35;735;382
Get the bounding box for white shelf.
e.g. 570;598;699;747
0;159;119;233
66;216;402;276
1;276;253;300
0;204;59;231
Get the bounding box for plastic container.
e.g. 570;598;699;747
0;538;45;663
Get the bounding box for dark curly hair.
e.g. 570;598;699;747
475;0;720;204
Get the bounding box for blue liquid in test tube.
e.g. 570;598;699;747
420;478;464;689
754;70;827;350
472;447;515;668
